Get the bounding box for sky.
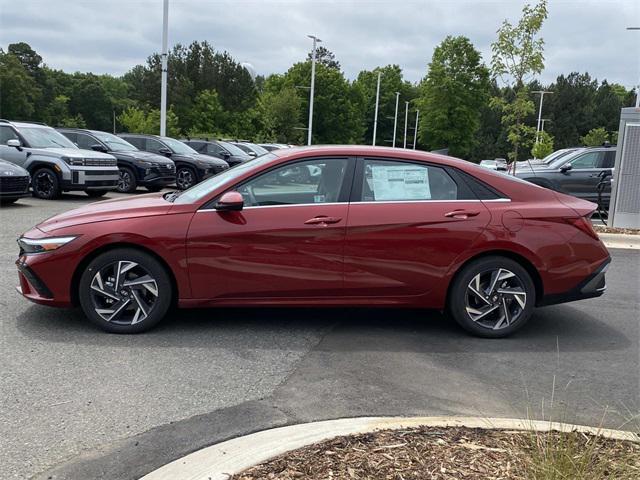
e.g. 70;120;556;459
0;0;638;88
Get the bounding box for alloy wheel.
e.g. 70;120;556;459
89;260;159;325
464;268;527;331
176;169;194;189
34;171;55;198
117;170;131;192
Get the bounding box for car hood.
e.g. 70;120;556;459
114;150;174;165
37;193;172;233
188;153;228;166
0;160;29;176
513;163;554;175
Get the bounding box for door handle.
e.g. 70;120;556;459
304;215;342;225
444;210;480;219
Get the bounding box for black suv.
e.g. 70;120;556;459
119;134;229;190
515;146;616;207
58;129;176;193
182;139;252;167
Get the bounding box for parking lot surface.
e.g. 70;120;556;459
1;192;638;480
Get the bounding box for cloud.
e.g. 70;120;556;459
0;0;637;87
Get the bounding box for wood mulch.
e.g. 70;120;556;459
594;225;640;235
231;426;639;480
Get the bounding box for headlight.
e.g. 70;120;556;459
61;156;85;166
18;236;77;255
138;160;159;167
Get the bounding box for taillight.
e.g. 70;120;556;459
564;216;599;240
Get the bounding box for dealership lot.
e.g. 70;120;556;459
1;193;638;480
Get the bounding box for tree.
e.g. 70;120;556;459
0;50;41;119
68;74;114;130
418;36;490;158
188;89;224;135
491;0;548;163
118;107;180;137
531;130;553;158
581;127;610;146
7;42;43;76
307;46;341;70
258;82;303;143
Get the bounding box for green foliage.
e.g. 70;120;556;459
418;36;490;158
491;0;548;162
188;90;225;135
0;49;41;119
258;80;303;143
118;107;180;137
307;46;341;70
531;130;554;158
581;127;610;147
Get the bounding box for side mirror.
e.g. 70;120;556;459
248;151;257;157
7;139;21;149
158;147;172;157
215;191;244;211
91;144;108;153
560;164;573;174
222;152;230;160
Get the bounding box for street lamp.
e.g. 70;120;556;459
307;35;322;145
372;71;381;146
159;0;169;136
532;90;552;143
403;101;409;148
413;109;420;149
392;92;400;147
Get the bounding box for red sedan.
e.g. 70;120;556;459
16;146;610;337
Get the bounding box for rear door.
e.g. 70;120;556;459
343;157;491;304
556;151;603;202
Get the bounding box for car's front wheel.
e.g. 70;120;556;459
448;256;535;338
116;167;137;193
78;248;172;333
176;166;196;190
32;168;61;199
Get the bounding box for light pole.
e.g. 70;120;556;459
403;101;409;148
541;118;551;133
392;92;400;147
372;71;381;146
533;90;552;144
413;109;419;149
628;27;640;108
160;0;169;136
307;35;322;145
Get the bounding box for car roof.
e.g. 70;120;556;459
1;120;50;129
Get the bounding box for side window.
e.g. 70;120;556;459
60;132;77;144
125;137;144;149
0;126;19;144
601;151;616;169
146;138;166;154
188;141;203;152
361;159;458;201
237;158;348;207
570;152;602;169
206;144;224;156
76;133;96;150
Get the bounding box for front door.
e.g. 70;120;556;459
186;157;354;300
343;158;491;305
0;125;29;167
557;151;605;202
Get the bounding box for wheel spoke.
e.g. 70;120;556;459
130;289;148;324
91;272;120;301
123;275;158;296
469;285;492;305
493;298;511;330
96;298;131;322
115;261;137;289
497;288;526;308
466;304;500;321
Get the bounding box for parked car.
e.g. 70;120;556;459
58;129;176;193
229;141;269;158
479;158;507;171
118;134;229;190
16;146;609;337
182;139;252;167
0;158;30;204
0;120;118;199
259;143;290;152
514;146;616;207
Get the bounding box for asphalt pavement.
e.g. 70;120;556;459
1;192;638;480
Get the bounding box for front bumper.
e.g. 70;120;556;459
539;257;610;306
61;168;119;191
0;176;30;198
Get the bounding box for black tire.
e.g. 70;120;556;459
86;190;108;198
116;166;138;193
146;185;163;192
0;198;18;205
447;256;535;338
176;166;197;190
32;168;61;200
78;248;172;333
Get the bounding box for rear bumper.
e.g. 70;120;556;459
539;257;610;306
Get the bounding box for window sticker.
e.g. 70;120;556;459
371;165;431;200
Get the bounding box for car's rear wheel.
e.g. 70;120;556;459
176;166;196;190
78;248;172;333
116;166;137;193
32;168;61;199
448;256;535;338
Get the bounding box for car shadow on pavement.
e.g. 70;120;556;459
15;301;632;354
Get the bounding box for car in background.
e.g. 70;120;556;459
182;139;252;167
0;120;118;199
229;141;269;158
16;146;609;338
118;134;229;190
0;158;30;205
58;129;176;194
479;158;507;171
514;146;615;207
259;143;290;152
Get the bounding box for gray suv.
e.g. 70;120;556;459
0;120;119;199
515;146;615;207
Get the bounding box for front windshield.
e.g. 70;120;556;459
20;127;77;149
548;149;584;169
220;141;248;156
161;137;198;155
174;153;277;205
543;149;575;164
93;132;137;152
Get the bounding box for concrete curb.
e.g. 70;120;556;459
598;233;640;250
140;416;640;480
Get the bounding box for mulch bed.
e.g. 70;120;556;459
231;426;639;480
594;225;640;235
